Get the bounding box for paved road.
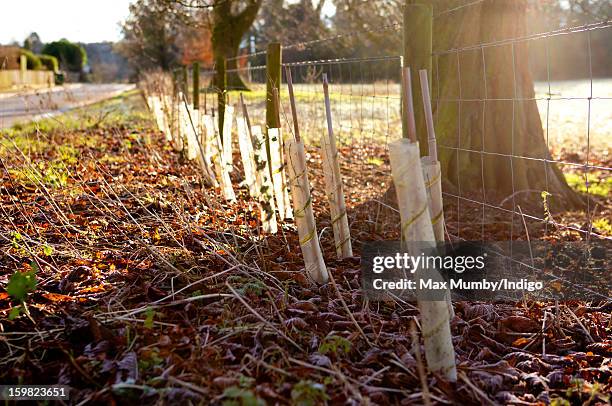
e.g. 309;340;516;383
0;83;135;129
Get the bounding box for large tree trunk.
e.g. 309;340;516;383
211;0;262;91
212;25;247;90
430;0;582;209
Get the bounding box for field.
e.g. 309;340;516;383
0;83;610;404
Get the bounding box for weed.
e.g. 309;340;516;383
291;380;329;405
565;172;611;197
143;307;156;329
319;335;351;355
7;262;38;320
222;375;264;406
592;218;612;234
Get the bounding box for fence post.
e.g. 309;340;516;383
266;42;282;180
266;42;282;130
172;69;178;96
403;2;433;156
216;56;227;138
20;54;27;85
182;65;189;103
193;62;200;110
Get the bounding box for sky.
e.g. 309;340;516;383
1;0;133;45
1;0;338;46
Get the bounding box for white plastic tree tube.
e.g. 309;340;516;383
285;139;328;284
148;96;163;132
181;103;199;160
161;95;173;141
389;138;456;382
236;116;258;197
213;114;235;202
156;96;171;142
201;114;219;187
178;101;190;156
252;125;277;234
418;69;453;318
173;96;184;152
281;148;293;220
222;105;234;172
322;73;352;259
268;128;293;220
320;135;353;259
190;110;216;187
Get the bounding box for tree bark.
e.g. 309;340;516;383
211;0;262;90
430;0;582;209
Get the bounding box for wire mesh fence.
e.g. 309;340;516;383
215;15;612;246
180;2;611;285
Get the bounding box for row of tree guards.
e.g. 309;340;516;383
142;3;456;383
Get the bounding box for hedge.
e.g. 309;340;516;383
39;54;59;72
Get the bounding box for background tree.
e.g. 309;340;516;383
38;55;59;72
41;39;87;73
23;32;43;54
255;0;333;62
528;0;612;79
178;10;214;67
331;0;402;58
19;50;42;70
118;0;186;74
208;0;262;89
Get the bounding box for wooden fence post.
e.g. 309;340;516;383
266;42;282;172
20;54;27;84
182;65;189;104
172;69;178;96
266;43;282;130
193;61;200;110
216;56;227;139
403;2;433;156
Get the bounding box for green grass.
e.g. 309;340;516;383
0;90;151;188
593;218;612;234
1;89;149;137
1;90;150;153
565;172;611;198
227;86;359;104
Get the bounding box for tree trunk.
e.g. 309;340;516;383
211;0;262;91
430;0;582;209
212;31;247;90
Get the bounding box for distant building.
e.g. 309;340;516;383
0;46;22;70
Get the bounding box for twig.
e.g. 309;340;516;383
564;305;594;343
411;319;432;406
459;372;495;404
327;270;372;346
226;282;304;352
